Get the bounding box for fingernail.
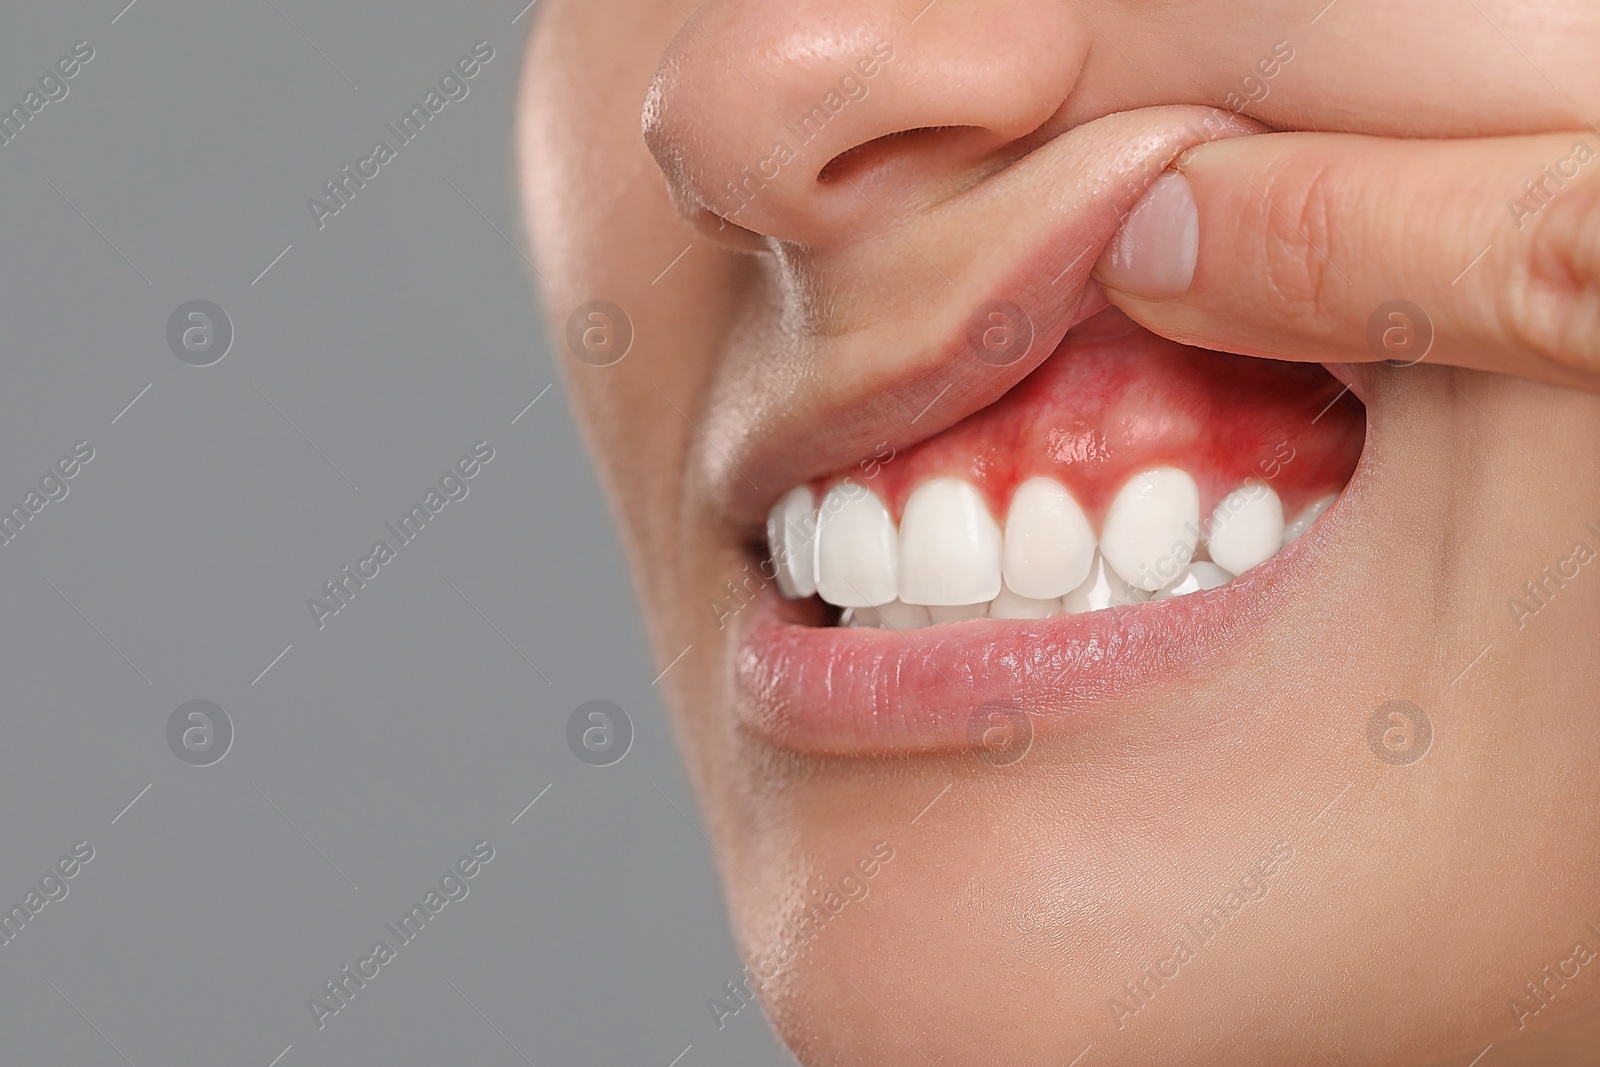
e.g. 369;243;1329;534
1096;170;1199;301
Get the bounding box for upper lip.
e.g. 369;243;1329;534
688;105;1261;536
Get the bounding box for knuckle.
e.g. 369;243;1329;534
1253;160;1348;342
1503;177;1600;379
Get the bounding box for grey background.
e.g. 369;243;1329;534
0;2;790;1064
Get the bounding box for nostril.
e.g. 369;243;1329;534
641;3;1090;245
814;125;1034;194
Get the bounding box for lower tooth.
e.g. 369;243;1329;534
1063;553;1152;614
876;600;933;629
928;602;988;624
1283;493;1337;543
1152;561;1234;600
989;583;1060;619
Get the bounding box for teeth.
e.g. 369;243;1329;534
1099;467;1201;592
1002;477;1096;599
876;599;933;629
843;603;933;628
1152;561;1233;600
929;602;989;624
766;486;817;599
1283;493;1337;543
1062;552;1152;614
788;468;1337;626
990;582;1061;619
841;606;877;628
897;477;1003;606
814;482;899;608
1205;483;1285;576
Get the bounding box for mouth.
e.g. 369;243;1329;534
708;107;1366;757
736;312;1364;754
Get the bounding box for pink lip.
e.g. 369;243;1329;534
733;462;1355;757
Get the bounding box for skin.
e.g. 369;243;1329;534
518;2;1600;1063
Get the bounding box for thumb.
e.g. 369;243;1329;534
1093;129;1600;390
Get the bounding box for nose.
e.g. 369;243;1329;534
643;0;1091;246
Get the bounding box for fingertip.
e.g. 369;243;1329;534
1094;170;1199;302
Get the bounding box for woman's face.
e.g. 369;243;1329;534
520;2;1600;1063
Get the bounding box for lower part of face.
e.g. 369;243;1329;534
521;1;1600;1062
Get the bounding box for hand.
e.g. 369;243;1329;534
1093;128;1600;390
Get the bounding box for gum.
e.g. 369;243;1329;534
811;312;1364;527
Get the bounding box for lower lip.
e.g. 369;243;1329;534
733;489;1348;756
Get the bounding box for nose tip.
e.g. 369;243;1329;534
643;2;1090;246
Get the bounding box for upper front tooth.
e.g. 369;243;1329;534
897;477;1002;606
1283;493;1337;543
1205;483;1285;575
766;486;817;599
1099;467;1201;592
814;482;899;607
1003;477;1096;599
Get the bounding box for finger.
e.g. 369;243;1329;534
1092;130;1600;390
